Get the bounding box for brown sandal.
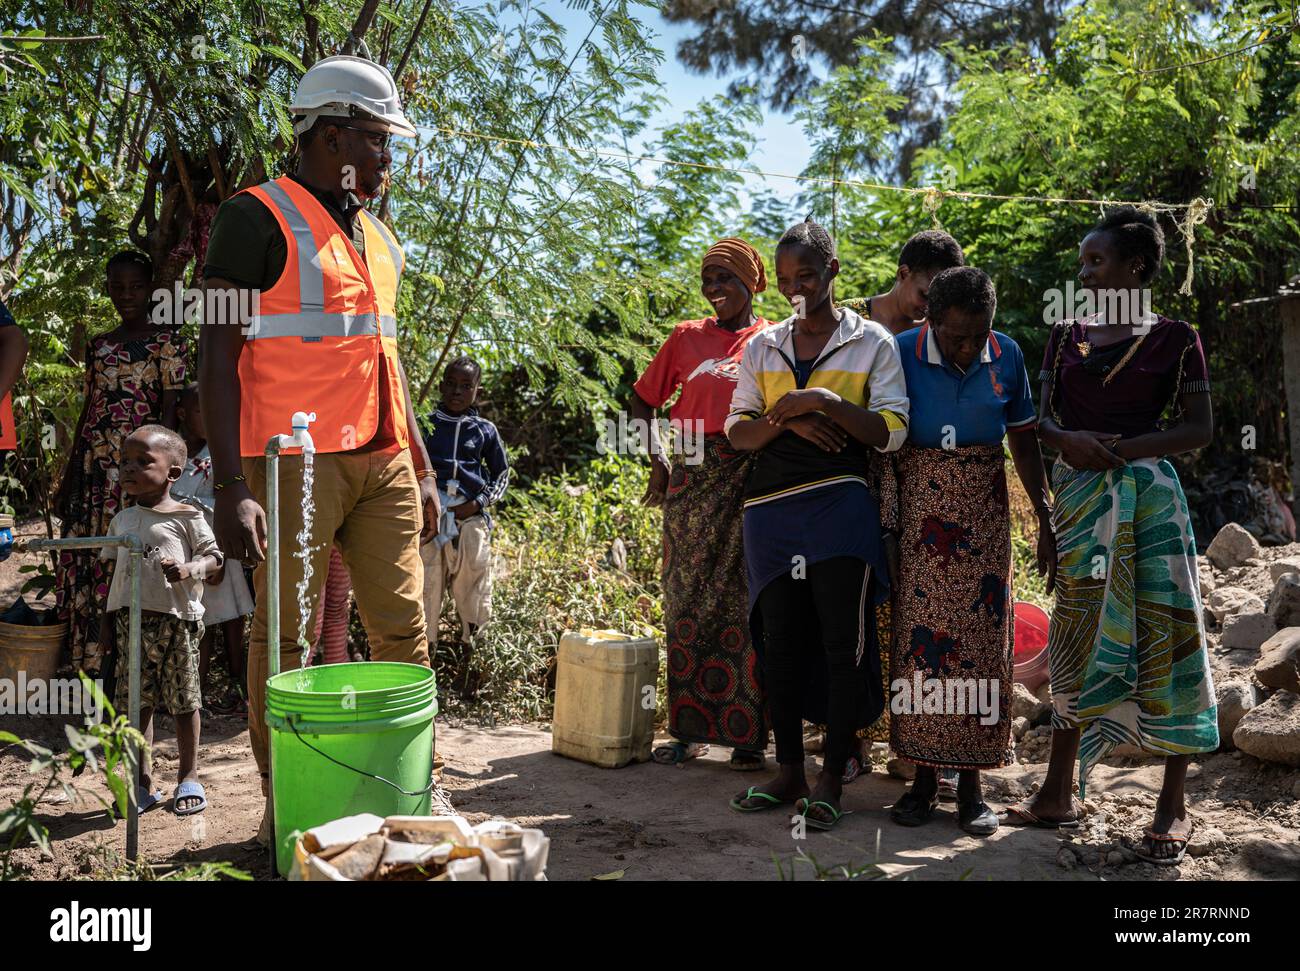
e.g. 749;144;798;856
1134;822;1194;865
999;801;1081;829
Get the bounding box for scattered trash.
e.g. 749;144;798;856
290;813;550;881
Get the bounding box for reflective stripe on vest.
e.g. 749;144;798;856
245;311;397;340
259;180;326;312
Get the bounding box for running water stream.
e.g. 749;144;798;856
293;454;319;684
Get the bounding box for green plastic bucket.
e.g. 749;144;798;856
266;661;438;874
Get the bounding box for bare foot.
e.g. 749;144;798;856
732;774;809;810
802;772;844;827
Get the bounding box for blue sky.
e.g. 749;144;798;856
543;1;821;204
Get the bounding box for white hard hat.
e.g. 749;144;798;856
289;54;416;138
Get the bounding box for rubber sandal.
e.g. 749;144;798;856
653;741;709;765
798;797;850;832
999;802;1081;830
1134;822;1194;865
840;752;871;784
958;798;999;836
730;786;792;813
890;789;939;827
728;749;766;772
136;785;164;813
172;780;207;816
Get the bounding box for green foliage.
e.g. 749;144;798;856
809;0;1300;459
773;845;892;881
0;0;779;513
435;452;664;724
0;672;147;879
75;846;253;881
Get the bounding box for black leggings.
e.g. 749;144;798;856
756;556;868;778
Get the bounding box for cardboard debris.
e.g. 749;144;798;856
290;813;550;882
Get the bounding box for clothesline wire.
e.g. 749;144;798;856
421;123;1202;214
421;122;1232;293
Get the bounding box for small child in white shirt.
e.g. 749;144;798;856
102;424;223;815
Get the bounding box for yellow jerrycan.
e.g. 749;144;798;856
551;628;658;768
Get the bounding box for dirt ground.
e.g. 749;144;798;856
3;709;1298;880
3;518;1298;880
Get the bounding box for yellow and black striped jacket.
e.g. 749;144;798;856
724;307;909;506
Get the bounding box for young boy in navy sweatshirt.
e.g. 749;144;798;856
420;357;509;676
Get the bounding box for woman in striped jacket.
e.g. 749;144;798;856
725;218;909;831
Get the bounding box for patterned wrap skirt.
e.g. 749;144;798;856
662;435;766;751
890;443;1015;769
1048;457;1218;796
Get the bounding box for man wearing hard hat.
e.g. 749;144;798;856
199;55;439;844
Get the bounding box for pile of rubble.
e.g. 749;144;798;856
1000;521;1300;877
1009;522;1300;768
1200;522;1300;766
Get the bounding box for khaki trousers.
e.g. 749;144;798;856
421;515;493;645
244;446;429;775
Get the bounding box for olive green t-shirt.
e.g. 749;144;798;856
203;173;365;289
204;174;399;450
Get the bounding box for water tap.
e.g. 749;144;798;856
278;411;317;455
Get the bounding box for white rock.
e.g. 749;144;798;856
1255;627;1300;695
1199;570;1216;599
1215;681;1257;748
1011;682;1050;724
1207;586;1265;624
1268;557;1300;583
1233;691;1300;767
1033;681;1052;705
1206;522;1262;570
1221;611;1277;651
1186;826;1227;858
1012;716;1029;740
1269;574;1300;628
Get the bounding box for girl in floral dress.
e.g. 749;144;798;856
54;251;189;673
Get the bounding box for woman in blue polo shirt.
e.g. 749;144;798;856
887;267;1055;835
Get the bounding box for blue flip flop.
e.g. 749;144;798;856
136;785;164;812
172;780;207;816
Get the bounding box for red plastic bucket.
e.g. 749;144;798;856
1012;601;1050;692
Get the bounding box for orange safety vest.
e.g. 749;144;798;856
236;176;408;457
0;392;14;450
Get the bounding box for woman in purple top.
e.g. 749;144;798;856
1003;208;1218;865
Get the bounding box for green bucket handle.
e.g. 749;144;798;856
285;716;436;798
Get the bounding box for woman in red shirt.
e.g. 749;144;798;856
630;238;773;769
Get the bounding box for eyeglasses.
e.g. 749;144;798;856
331;124;391;151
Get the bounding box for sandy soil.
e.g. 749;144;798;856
3;712;1298;880
3;516;1297;880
